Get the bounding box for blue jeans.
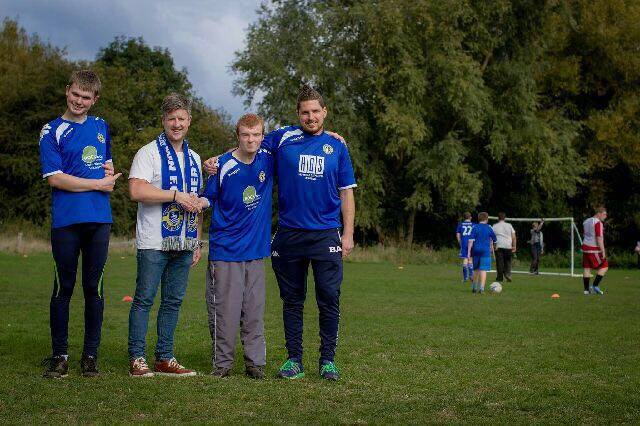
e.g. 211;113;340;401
128;249;192;360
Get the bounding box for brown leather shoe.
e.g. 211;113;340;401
130;357;154;378
154;358;196;377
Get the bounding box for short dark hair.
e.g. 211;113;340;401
478;212;489;222
297;83;325;110
162;93;191;117
498;212;506;221
463;212;472;220
595;206;607;214
69;70;101;95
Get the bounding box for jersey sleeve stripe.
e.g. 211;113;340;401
338;184;357;190
42;170;62;179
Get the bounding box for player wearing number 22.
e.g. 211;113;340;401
456;212;475;284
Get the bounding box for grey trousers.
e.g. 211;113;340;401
205;259;266;370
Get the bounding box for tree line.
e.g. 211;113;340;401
1;0;639;251
232;0;640;250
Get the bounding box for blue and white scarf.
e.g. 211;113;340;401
156;132;201;251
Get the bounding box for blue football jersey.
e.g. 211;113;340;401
262;126;357;230
202;150;274;261
469;223;497;256
39;116;113;228
456;221;475;255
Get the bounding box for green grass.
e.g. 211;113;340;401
0;252;639;423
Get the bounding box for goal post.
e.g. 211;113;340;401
488;216;583;277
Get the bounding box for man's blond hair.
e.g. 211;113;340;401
69;70;101;95
161;93;191;117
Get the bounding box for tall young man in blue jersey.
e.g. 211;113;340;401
455;212;474;283
39;70;122;378
200;114;272;379
266;85;356;380
467;212;497;294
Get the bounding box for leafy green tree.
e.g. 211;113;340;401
233;0;586;245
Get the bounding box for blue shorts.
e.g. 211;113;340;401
473;255;491;271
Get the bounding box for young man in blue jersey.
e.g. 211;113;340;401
39;70;122;378
264;85;356;380
203;85;356;380
199;114;272;379
127;93;203;378
466;212;497;294
455;212;474;283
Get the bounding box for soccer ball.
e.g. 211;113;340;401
489;282;503;294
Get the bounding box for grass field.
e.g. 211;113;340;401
0;252;639;424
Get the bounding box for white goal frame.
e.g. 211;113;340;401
488;216;583;278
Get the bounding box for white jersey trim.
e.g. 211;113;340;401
43;170;62;179
55;122;71;144
219;158;239;185
278;129;303;148
338;184;358;190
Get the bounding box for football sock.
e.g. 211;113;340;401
462;266;468;281
467;265;474;280
593;274;604;288
583;277;590;291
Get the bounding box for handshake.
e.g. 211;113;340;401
175;191;207;213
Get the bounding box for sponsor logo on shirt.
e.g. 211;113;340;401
323;144;333;155
162;203;183;231
81;145;104;170
298;155;324;180
259;171;266;182
271;250;279;257
63;128;74;138
82;146;98;164
242;185;261;210
97;133;105;143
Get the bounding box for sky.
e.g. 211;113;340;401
1;0;263;119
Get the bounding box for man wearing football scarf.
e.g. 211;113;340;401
127;93;203;377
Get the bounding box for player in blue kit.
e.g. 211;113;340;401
466;212;497;294
199;114;273;379
203;85;356;380
39;70;122;378
263;85;356;380
455;212;474;284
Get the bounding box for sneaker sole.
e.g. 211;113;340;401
43;373;68;379
277;372;305;379
129;372;155;378
153;371;197;377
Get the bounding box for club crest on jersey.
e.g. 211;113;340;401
82;146;98;164
162;203;183;232
259;171;266;182
97;133;106;143
323;144;333;155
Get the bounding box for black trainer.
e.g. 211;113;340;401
211;367;230;378
80;354;100;377
245;365;265;379
42;355;68;378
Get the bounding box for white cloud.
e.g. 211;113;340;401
0;0;262;119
